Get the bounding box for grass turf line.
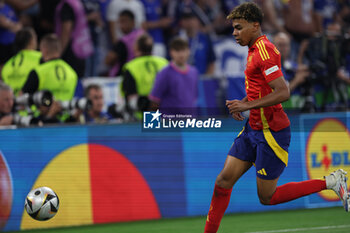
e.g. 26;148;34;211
15;207;348;233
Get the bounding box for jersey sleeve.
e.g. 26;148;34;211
259;45;284;83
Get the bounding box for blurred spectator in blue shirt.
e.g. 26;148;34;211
82;0;104;77
168;0;220;37
338;0;350;27
314;0;339;33
0;0;21;65
178;10;216;75
140;0;172;57
98;0;111;23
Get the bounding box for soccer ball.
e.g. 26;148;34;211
24;187;59;221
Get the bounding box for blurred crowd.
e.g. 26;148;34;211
0;0;350;128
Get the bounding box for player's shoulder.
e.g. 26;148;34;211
262;37;280;54
268;43;281;55
254;36;280;62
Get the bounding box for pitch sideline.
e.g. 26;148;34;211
247;224;350;233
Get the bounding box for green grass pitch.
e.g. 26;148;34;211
15;207;349;233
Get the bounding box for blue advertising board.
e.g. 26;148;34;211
0;112;348;231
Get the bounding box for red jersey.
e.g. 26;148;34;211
244;35;290;131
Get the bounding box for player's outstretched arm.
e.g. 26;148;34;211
226;76;289;113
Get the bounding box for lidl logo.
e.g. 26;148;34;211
306;119;350;201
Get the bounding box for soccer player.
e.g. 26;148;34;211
204;3;349;233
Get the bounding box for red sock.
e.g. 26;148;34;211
270;179;327;205
204;184;232;233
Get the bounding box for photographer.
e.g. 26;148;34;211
0;82;14;126
0;81;45;127
13;89;54;126
21;33;78;123
82;84;112;123
336;26;350;88
273;32;310;112
300;22;348;112
121;34;168;120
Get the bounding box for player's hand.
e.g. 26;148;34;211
231;112;245;121
226;100;250;113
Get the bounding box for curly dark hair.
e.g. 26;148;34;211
226;2;263;25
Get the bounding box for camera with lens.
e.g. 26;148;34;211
12;114;41;127
298;60;328;113
306;60;328;83
107;103;125;120
14;90;53;108
11;90;53;127
300;28;346;112
107;95;151;122
59;98;92;111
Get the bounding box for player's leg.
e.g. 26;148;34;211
255;127;350;210
205;156;252;233
205;122;256;233
256;176;327;205
257;169;349;211
216;155;253;189
256;176;278;205
255;149;328;205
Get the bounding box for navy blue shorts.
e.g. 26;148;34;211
228;120;291;180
